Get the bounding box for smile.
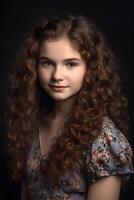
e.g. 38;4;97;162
50;85;68;88
49;85;68;92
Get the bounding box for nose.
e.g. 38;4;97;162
51;65;64;81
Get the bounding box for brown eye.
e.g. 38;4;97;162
66;62;79;67
39;60;54;67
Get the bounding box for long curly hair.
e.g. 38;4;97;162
6;14;129;187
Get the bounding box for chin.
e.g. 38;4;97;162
52;97;68;101
51;94;76;102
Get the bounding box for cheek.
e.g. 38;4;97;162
73;78;84;88
71;70;86;86
38;69;49;84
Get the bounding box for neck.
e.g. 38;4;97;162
53;97;76;119
39;95;77;127
50;95;78;124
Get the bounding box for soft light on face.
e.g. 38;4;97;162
38;37;87;101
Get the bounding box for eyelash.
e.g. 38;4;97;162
39;60;79;68
66;62;79;67
39;61;54;67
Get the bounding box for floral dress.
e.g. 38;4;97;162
25;117;133;200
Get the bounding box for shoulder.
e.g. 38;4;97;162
84;116;133;184
92;116;133;166
93;116;132;157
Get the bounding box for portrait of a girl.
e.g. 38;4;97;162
6;14;133;200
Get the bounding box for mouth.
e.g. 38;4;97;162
49;85;68;92
49;85;68;88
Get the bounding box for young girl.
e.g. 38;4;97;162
6;14;133;200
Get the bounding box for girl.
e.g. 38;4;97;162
6;14;133;200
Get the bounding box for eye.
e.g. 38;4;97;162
66;62;79;68
39;60;54;67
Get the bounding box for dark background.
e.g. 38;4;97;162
0;0;134;199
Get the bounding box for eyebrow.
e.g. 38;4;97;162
38;56;82;63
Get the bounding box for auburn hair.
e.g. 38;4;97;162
6;14;128;187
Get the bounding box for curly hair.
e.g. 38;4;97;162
6;14;129;187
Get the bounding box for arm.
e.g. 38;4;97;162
86;117;133;200
20;181;30;200
87;176;121;200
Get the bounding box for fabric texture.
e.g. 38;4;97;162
25;117;133;200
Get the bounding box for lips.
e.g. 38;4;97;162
50;85;68;88
49;85;68;92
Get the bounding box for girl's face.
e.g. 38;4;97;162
38;37;87;101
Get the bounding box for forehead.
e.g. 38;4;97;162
39;37;82;60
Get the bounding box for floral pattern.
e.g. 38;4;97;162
25;117;133;199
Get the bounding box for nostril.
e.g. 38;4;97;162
51;76;63;82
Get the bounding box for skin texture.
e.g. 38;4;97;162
38;37;87;104
87;176;121;200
